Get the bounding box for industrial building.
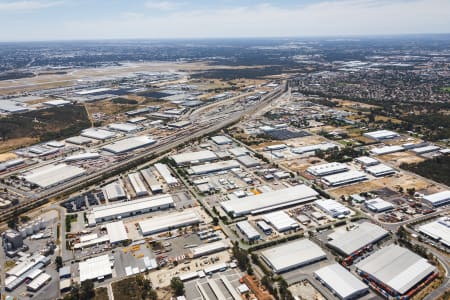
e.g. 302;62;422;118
211;135;232;145
171;150;217;165
87;194;174;225
321;171;368;187
128;172;148;197
105;221;129;244
260;239;326;273
190;241;230;258
307;162;349;177
26;272;51;292
64;152;100;162
314;199;351;218
422;190;450;207
418;217;450;248
412;145;440;155
354;156;379;167
22;163;86;189
237;155;260;168
370;145;404;156
365;164;396;177
102;181;127;202
108;123;139;133
139;210;201;236
81;128;116;140
66;136;92;145
221;185;319;217
102;136;156;154
327;222;389;256
236;221;260;241
43;99;70;107
355;245;436;296
291;142;337;155
79;255;113;282
140;168;163;193
314;263;369;300
365;198;394;212
363;130;399;140
190;160;240;175
228;147;250;157
154;163;178;186
263;211;299;232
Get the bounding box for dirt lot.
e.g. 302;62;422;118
289;280;326;300
0;137;39;153
282;157;327;173
380;151;425;167
0;152;18;162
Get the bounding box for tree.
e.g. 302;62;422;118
80;280;95;300
170;277;185;296
55;256;63;271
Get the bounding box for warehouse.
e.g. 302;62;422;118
237;155;260;168
365;164;396;177
79;255;113;282
228;147;249;157
211;135;232;145
43;99;70;107
26;272;51;292
102;136;156;154
307;162;349;177
66;136;92;145
261;239;326;273
315;199;351;218
102;181;127;202
412;145;440;155
365;198;394;212
327;222;389;256
154;163;178;186
190;241;230;258
263;211;299;232
105;221;129;244
221;185;319;217
128;116;147;124
370;145;404;156
87;194;174;225
0;99;29;113
171;150;217;165
355;245;436;296
168;120;191;128
354;156;379;167
363;130;399;140
418;217;450;247
264;144;287;151
322;171;368;187
128;172;148;197
140;168;163;193
236;221;260;241
139;210;201;236
314;263;368;300
22;163;86;189
291;143;337;155
108;123;139;133
81;128;116;140
422;190;450;207
190;160;240;175
64;152;100;162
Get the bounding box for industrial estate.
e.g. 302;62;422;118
0;37;449;300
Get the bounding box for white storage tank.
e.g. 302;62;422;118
39;219;46;230
26;225;34;236
20;227;27;238
32;222;40;233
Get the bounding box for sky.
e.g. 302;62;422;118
0;0;449;41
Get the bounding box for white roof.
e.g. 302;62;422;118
263;211;299;232
128;172;148;196
154;163;178;185
190;160;240;175
366;198;394;212
228;147;249;157
221;185;318;217
236;221;260;239
423;191;450;205
27;273;51;291
412;145;440;154
102;136;155;154
171;150;217;165
106;221;129;244
322;170;367;186
370;145;404;155
190;241;229;257
418;217;450;246
79;255;112;282
328;222;389;255
64;152;100;162
139;210;201;235
315;199;351;217
76;88;111;95
314;263;368;299
365;164;395;176
91;194;174;222
355;156;379;165
81;128;116;140
211;135;232;145
261;239;326;273
102;181;126;200
355;245;436;294
108;123;139;132
43;99;70;106
66;136;92;145
291;143;337;154
364;130;399;140
307;162;349;176
23;163;86;188
237;155;260;167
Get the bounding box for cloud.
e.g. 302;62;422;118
144;1;182;11
0;0;63;11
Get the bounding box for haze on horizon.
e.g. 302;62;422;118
0;0;449;42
